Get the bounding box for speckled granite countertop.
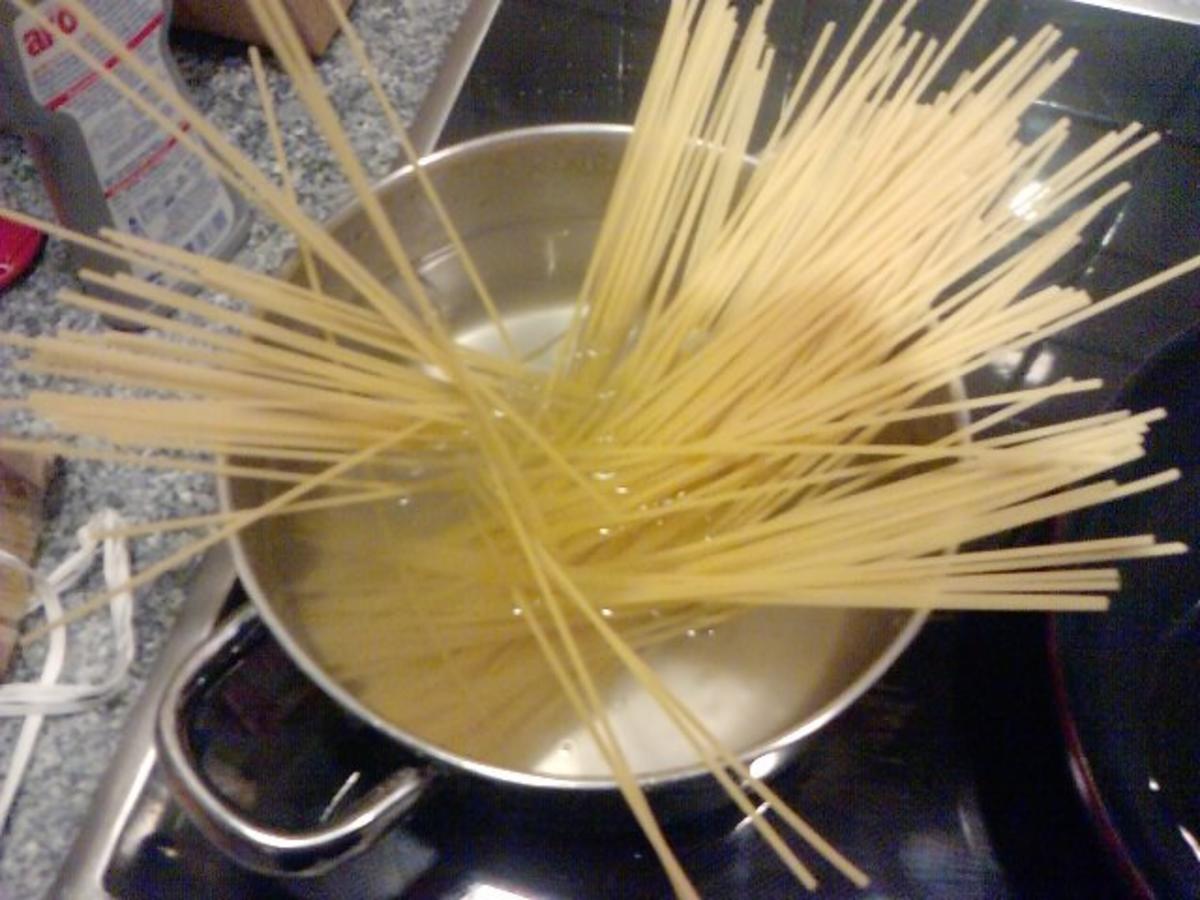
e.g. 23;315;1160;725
0;2;467;895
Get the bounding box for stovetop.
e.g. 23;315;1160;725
54;1;1200;897
53;548;1117;899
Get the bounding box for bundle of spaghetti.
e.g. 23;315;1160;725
2;0;1199;894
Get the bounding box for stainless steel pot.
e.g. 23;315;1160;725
156;125;933;878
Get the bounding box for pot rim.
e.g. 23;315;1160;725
220;123;930;794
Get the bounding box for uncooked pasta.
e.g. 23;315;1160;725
1;0;1196;894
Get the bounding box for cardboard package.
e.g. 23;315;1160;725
173;0;355;56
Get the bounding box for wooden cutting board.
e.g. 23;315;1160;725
0;452;52;677
174;0;355;56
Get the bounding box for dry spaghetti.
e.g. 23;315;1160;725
1;0;1197;894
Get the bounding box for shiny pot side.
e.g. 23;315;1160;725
158;125;933;876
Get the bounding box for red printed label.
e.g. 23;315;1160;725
13;0;236;270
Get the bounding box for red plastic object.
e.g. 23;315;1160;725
0;216;46;292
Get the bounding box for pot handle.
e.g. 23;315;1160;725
155;605;430;877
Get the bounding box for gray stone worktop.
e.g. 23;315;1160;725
0;2;468;895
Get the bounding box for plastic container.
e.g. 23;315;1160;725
0;213;45;291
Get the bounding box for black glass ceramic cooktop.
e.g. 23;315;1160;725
441;0;1200;418
104;594;1114;898
96;0;1200;897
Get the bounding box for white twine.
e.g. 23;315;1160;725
0;510;134;834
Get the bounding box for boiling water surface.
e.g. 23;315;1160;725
281;226;909;780
287;495;900;779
